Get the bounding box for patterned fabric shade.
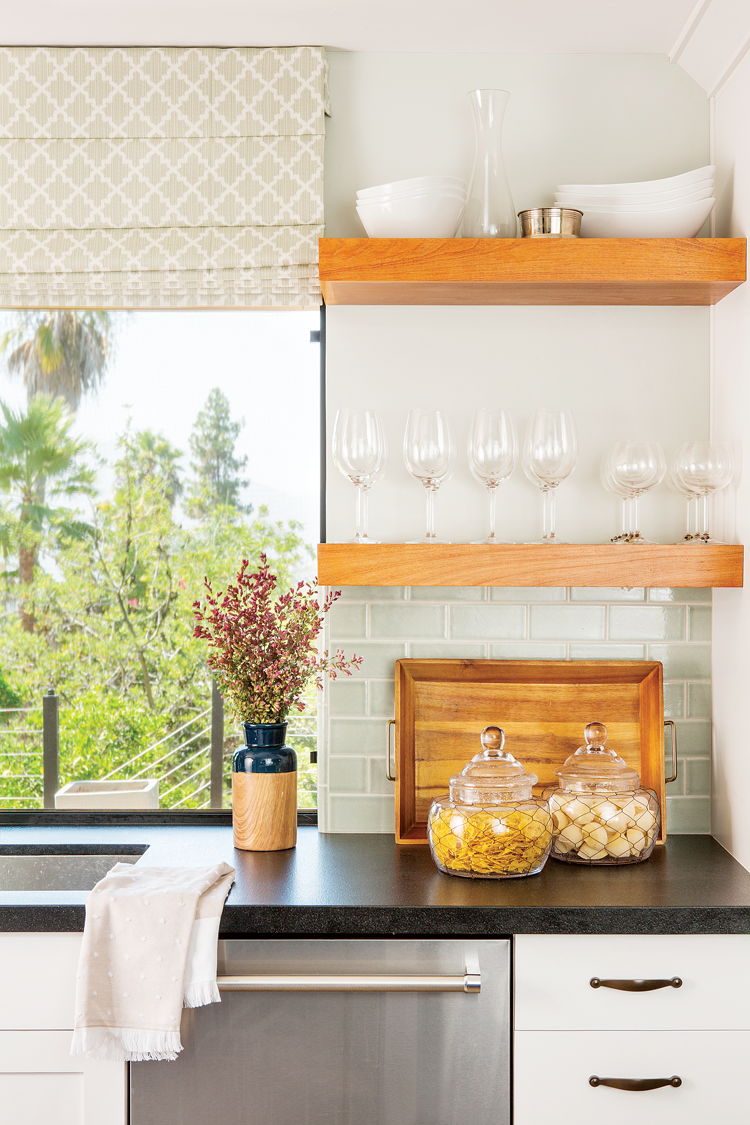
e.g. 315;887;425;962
0;47;328;308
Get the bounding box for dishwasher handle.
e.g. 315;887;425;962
218;950;481;994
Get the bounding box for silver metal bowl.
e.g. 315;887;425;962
518;207;582;238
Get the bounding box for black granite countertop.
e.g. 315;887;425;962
1;827;749;934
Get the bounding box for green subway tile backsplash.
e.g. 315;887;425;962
688;682;711;718
321;587;712;836
530;605;606;641
410;586;487;601
688;605;712;642
450;604;526;640
571;587;645;601
649;588;712;603
609;605;685;642
370;602;446;639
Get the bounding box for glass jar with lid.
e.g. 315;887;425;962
427;725;553;879
549;721;660;865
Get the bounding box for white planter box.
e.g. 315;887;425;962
55;779;159;809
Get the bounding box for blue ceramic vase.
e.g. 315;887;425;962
232;722;297;851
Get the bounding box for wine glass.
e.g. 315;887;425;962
468;408;518;544
673;441;734;544
666;449;702;542
608;442;666;544
522;410;578;544
403;409;455;543
600;450;632;542
332;409;387;543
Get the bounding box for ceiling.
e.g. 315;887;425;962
1;0;701;54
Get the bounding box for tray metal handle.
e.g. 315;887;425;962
665;719;678;785
589;1075;681;1091
386;718;396;782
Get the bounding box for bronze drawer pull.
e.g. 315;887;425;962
590;977;682;991
589;1076;682;1091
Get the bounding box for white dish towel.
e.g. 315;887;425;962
71;861;235;1062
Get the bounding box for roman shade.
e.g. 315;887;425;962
0;47;328;308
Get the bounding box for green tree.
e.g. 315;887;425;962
0;396;95;630
117;427;183;509
186;388;251;517
1;310;113;412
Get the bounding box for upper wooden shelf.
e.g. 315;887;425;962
317;543;744;588
319;238;746;306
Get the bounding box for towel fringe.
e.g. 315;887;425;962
183;978;221;1008
71;1026;183;1062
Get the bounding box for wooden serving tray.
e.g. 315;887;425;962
394;659;666;845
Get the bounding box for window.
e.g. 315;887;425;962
0;308;321;815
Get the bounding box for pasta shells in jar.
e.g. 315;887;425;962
549;721;660;865
427;725;553;879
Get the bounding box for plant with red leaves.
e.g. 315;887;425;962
192;554;361;723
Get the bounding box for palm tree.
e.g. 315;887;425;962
0;396;96;630
1;310;112;412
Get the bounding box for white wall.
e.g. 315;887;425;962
710;55;750;868
324;53;710;546
325;52;709;238
326;305;708;544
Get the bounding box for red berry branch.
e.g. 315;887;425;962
192;554;362;723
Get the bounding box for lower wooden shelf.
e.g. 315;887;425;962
317;543;744;588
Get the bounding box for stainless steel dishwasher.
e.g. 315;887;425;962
130;937;511;1125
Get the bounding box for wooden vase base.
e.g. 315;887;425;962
232;770;297;851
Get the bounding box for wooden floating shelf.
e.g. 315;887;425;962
319;237;746;306
317;543;744;588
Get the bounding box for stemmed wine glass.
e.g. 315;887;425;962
403;409;455;543
332;409;387;543
468;408;518;543
522;410;578;544
608;442;666;544
600;451;632;542
666;449;701;542
673;441;734;544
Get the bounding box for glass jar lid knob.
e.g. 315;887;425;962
584;721;608;748
480;724;506;757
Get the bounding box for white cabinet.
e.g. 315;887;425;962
514;934;750;1030
514;934;750;1125
515;1031;750;1124
0;1031;126;1125
0;934;127;1125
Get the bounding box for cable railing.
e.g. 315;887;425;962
0;704;44;805
0;687;318;812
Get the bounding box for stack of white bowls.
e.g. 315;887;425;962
356;177;467;238
554;165;715;238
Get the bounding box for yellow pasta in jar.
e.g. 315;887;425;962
428;802;553;879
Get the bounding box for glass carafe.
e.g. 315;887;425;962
460;90;516;239
428;726;552;879
549;722;660;865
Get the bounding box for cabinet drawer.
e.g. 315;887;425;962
515;1030;750;1124
514;934;750;1030
0;933;82;1029
0;1031;126;1125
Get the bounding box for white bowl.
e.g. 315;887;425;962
356;193;466;238
555;180;714;208
555;188;714;214
357;176;467;200
360;185;467;206
578;197;715;238
556;165;715;196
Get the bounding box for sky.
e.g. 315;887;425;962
0;309;321;552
